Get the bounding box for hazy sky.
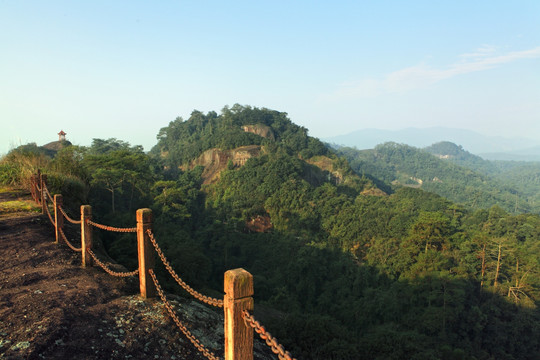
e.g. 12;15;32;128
1;1;539;154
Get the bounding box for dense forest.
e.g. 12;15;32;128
1;105;540;359
426;141;540;212
337;141;540;214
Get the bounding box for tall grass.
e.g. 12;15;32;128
0;150;50;188
0;145;88;208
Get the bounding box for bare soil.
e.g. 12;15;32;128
0;189;218;360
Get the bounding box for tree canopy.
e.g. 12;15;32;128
2;107;539;359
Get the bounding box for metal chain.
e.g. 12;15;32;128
44;199;55;225
146;229;224;308
44;185;53;202
148;269;221;360
59;227;83;252
31;172;225;360
59;206;82;224
87;248;139;277
87;220;137;233
242;310;297;360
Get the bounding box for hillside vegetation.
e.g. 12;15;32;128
2;105;540;359
338;142;540;214
426;141;540;212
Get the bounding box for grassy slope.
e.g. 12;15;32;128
0;187;41;218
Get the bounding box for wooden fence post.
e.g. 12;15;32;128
224;268;254;360
35;170;41;204
40;174;47;214
54;194;63;244
137;208;156;299
81;205;93;267
30;175;36;202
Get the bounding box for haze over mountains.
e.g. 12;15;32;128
324;127;540;161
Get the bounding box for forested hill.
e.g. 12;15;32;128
338;142;540;214
425;141;540;213
152;105;348;172
2;105;540;359
150;103;381;195
424;141;497;174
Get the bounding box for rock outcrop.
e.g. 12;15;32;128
42;140;72;157
304;155;348;186
242;124;275;140
187;145;262;184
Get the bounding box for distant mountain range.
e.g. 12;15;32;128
324;127;540;161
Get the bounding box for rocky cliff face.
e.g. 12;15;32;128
304;156;343;185
242;124;275;140
187;145;262;184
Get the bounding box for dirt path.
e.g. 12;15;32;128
0;189;219;360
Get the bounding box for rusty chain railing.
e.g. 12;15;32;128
87;219;137;233
87;248;139;277
242;310;297;360
43;191;55;226
44;186;53;203
149;269;221;360
45;204;55;225
29;172;298;360
58;227;82;252
59;205;81;224
147;229;224;308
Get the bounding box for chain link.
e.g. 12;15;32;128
88;220;137;233
29;172;260;360
146;229;224;308
44;185;53;202
242;310;297;360
87;248;139;277
44;199;55;226
58;227;83;252
148;269;221;360
59;205;82;225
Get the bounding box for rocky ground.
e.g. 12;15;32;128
0;189;275;360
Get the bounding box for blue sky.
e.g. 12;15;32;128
1;0;539;154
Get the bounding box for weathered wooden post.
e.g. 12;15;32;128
33;175;38;202
137;208;156;299
40;174;47;214
81;205;93;267
224;268;254;360
35;170;41;204
54;194;63;244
